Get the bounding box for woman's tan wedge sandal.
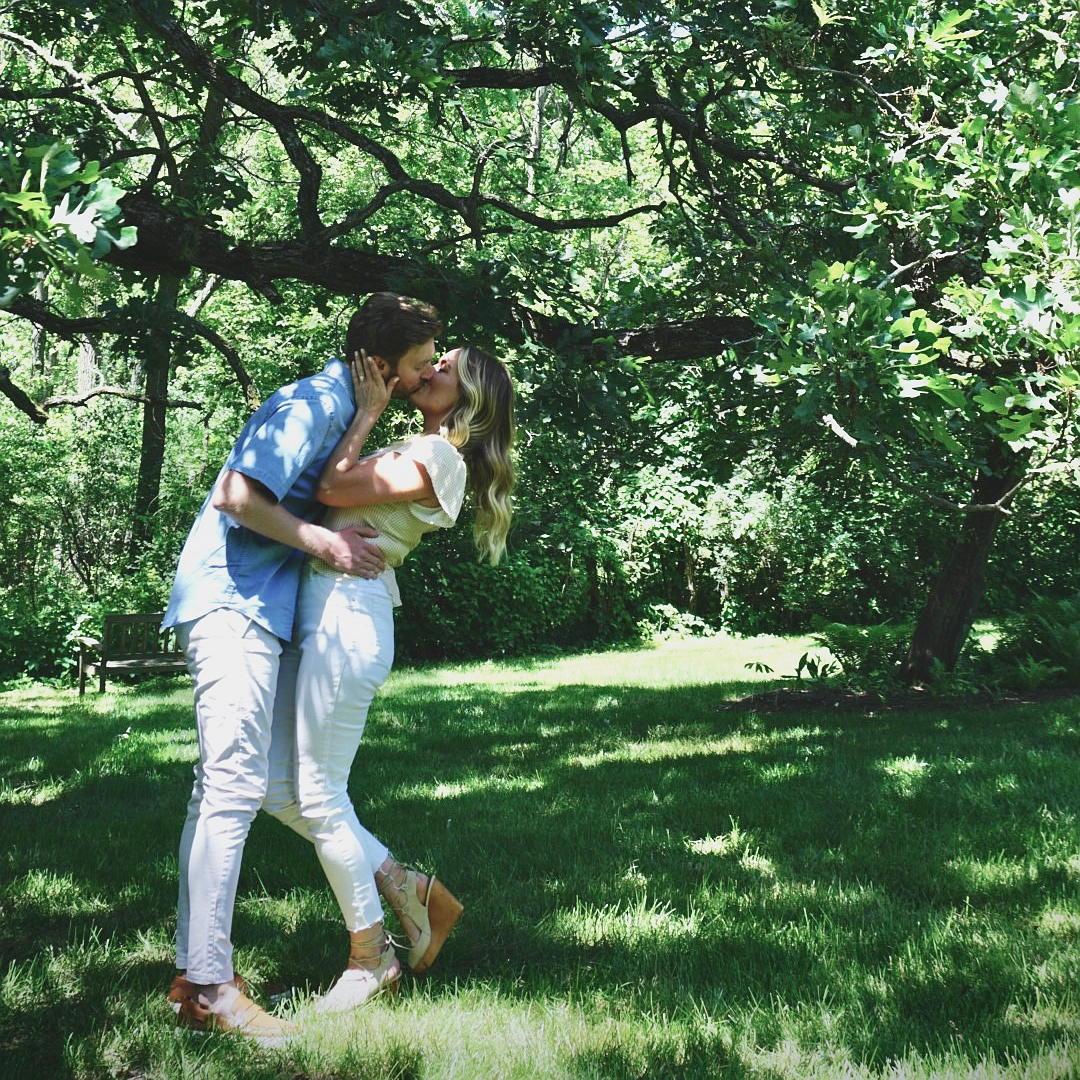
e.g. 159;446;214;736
382;866;464;973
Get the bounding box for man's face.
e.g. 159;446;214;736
374;339;436;396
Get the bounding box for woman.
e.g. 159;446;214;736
263;344;515;1013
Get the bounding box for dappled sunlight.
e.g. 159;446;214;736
543;895;702;949
2;869;110;919
945;855;1036;893
568;732;763;768
544;894;704;946
0;775;68;806
390;773;547;802
1004;1001;1080;1036
1;654;1078;1076
1034;905;1080;937
388;633;817;694
878;754;931;798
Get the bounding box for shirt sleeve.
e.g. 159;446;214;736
400;434;467;528
225;392;336;502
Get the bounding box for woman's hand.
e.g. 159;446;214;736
352;350;398;419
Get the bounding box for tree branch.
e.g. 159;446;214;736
0;29;142;143
0;367;47;423
108;194;753;359
128;0;324;233
173;311;260;411
3;298;112;336
128;4;667;235
4;296;260;410
41;386;203;410
445;63;854;196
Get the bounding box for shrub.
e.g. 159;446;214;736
636;603;716;642
993;593;1080;688
810;620;913;682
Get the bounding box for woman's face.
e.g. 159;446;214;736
411;347;461;416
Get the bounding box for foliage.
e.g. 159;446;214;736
753;6;1080;496
0;140;133;307
993;592;1080;688
635;602;716;642
810;619;914;684
0;1;1078;678
394;518;636;661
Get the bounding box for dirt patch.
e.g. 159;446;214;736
720;685;1080;714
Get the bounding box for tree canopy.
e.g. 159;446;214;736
0;0;1077;678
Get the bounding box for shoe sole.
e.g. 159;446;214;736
412;879;464;975
176;1014;297;1048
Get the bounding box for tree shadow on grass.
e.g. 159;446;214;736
1;679;1078;1075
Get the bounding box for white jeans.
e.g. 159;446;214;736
262;569;396;930
175;608;281;985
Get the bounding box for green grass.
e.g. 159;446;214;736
1;633;1078;1078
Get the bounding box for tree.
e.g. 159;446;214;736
752;3;1079;677
0;1;1075;676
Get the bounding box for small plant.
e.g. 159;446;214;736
994;593;1080;688
1007;656;1067;692
637;603;717;642
785;651;841;682
744;660;775;674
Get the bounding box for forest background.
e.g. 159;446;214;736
1;0;1077;687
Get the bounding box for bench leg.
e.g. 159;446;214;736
99;663;107;694
78;656;87;697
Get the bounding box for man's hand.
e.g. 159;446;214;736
319;524;387;578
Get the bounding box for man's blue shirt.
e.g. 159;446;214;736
163;358;354;640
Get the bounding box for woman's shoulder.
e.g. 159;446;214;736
406;432;465;461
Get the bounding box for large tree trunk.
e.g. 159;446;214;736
903;452;1025;680
129;274;182;556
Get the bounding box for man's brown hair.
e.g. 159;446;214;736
344;292;443;365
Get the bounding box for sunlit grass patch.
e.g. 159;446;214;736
2;869;110;918
568;731;763;768
0;638;1078;1077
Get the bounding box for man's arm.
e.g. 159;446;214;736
213;470;386;577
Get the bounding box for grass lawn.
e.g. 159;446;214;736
1;633;1078;1078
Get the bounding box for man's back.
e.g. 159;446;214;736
163;359;354;639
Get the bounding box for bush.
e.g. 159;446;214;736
705;465;953;635
993;593;1080;688
810;620;913;683
636;603;716;642
392;518;637;661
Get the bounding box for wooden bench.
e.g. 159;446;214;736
77;612;187;695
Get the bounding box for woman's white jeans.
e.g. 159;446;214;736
175;608;281;985
262;568;396;931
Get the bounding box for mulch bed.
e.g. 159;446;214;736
720;685;1080;714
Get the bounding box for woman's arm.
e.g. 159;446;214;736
318;453;437;508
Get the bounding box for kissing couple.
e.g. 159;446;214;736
161;292;515;1044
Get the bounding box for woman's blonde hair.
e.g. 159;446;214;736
440;346;515;564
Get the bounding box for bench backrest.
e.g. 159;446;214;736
102;613;181;660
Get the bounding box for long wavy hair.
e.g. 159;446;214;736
440;347;515;564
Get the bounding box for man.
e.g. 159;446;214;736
163;292;443;1045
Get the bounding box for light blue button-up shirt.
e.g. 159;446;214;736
162;359;354;640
